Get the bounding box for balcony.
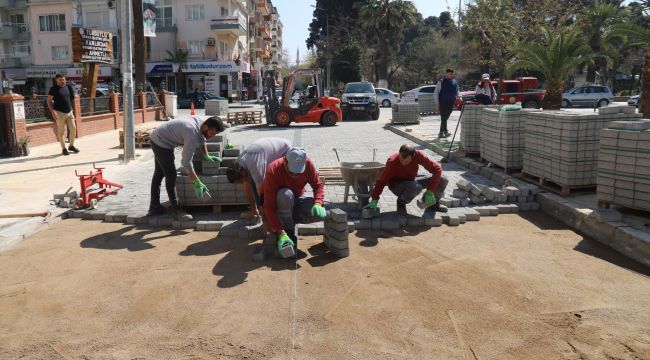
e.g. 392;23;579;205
0;0;27;7
0;24;29;41
0;54;29;68
250;10;262;24
156;18;177;33
255;0;270;14
211;12;247;37
251;37;263;51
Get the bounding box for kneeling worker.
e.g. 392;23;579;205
263;147;326;255
148;116;226;221
226;137;292;221
364;144;448;214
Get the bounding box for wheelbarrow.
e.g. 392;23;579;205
333;148;385;208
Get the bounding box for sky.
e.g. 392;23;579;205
273;0;455;66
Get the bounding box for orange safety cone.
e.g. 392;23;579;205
190;101;196;115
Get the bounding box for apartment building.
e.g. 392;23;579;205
0;0;283;100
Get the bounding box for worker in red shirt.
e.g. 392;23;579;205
364;144;448;214
263;147;326;255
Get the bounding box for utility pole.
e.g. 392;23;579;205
457;0;462;64
120;0;135;161
326;13;330;93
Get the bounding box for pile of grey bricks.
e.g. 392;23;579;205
324;209;350;258
598;119;650;210
459;104;498;153
204;99;229;116
598;105;637;115
441;177;540;211
176;133;248;206
418;94;436;114
480;108;541;171
524;110;642;187
391;103;420;124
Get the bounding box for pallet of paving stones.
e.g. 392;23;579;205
597;119;650;211
441;177;540;211
523;110;642;189
226;111;263;125
417;94;436;115
391;103;420;124
520;171;595;196
459;105;499;154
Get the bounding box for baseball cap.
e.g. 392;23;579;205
481;73;490;80
285;147;307;174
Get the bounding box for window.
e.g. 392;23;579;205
219;41;228;60
221;7;229;16
52;45;68;60
420;86;435;93
156;0;173;28
188;40;204;56
85;10;110;28
9;14;25;25
39;14;66;32
505;83;518;93
185;5;205;21
12;41;30;57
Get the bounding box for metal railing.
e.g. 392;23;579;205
24;98;51;124
80;96;111;116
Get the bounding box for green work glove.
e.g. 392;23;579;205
423;190;436;207
203;152;221;162
311;203;326;218
193;178;208;199
363;199;379;210
225;143;235;149
277;231;295;252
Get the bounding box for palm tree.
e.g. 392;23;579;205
356;0;417;85
508;27;593;109
609;23;650;117
165;49;189;95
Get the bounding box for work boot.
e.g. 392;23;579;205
438;132;445;138
147;204;167;216
171;207;193;221
396;201;407;215
62;148;69;156
443;131;450;138
68;145;80;153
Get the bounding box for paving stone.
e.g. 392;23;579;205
325;221;348;232
173;220;196;230
423;213;443;227
82;211;94;220
332;248;350;258
355;219;371;230
325;227;348;241
463;208;481;221
326;237;348;250
460;199;470;207
447;214;460;226
593;208;623;222
327;208;348;223
380;215;401;230
456;178;472;191
469;184;483;196
503;186;520;197
299;222;325;235
406;216;424;227
126;214;148;225
452;189;469;199
495;204;512;214
371;218;382;230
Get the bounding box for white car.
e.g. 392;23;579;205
628;94;640;108
375;88;400;107
401;85;436;102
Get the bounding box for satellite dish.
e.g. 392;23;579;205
107;1;114;9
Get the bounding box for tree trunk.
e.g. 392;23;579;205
543;78;564;110
133;0;146;91
586;64;597;83
640;46;650;118
378;39;389;82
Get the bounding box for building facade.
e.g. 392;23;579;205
0;0;283;101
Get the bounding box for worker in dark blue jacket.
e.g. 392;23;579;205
433;69;460;138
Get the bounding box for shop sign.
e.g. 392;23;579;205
72;27;113;64
204;76;218;95
26;67;69;78
13;102;25;120
182;61;240;73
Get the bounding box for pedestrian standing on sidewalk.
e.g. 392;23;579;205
433;69;460;138
363;144;448;215
47;74;79;156
148;116;226;221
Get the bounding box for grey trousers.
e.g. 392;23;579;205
276;188;315;232
390;174;448;205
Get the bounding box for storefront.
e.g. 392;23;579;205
145;62;178;92
26;66;112;95
2;68;27;95
181;61;240;101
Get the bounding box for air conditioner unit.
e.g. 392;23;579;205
107;0;114;9
206;37;216;46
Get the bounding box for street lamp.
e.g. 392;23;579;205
311;5;330;93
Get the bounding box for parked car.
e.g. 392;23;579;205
177;95;205;109
401;85;436;102
628;94;640;108
340;82;380;120
562;84;613;108
454;77;545;110
375;88;400;107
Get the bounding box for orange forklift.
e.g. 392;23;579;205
264;68;342;127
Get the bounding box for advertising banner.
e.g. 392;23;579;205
143;0;157;37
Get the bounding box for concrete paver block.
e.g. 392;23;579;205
325;221;348;232
463;208;481;221
326;237;349;250
332;248;350;258
423;213;443;227
593;208;623;222
456;178;472;191
327;208;348;223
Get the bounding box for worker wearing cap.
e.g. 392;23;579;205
475;73;496;105
148;116;226;221
263;147;326;253
364;144;448;215
226;137;292;222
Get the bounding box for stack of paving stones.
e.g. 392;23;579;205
597;105;637;116
176;133;248;206
391;103;420;124
459;105;498;153
524;110;643;187
598;119;650;210
418;94;436;114
441;177;540;212
324;209;350;258
480;108;541;170
204;99;229;116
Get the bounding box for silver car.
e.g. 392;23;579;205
562;84;614;108
401;85;436;102
375;88;400;107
